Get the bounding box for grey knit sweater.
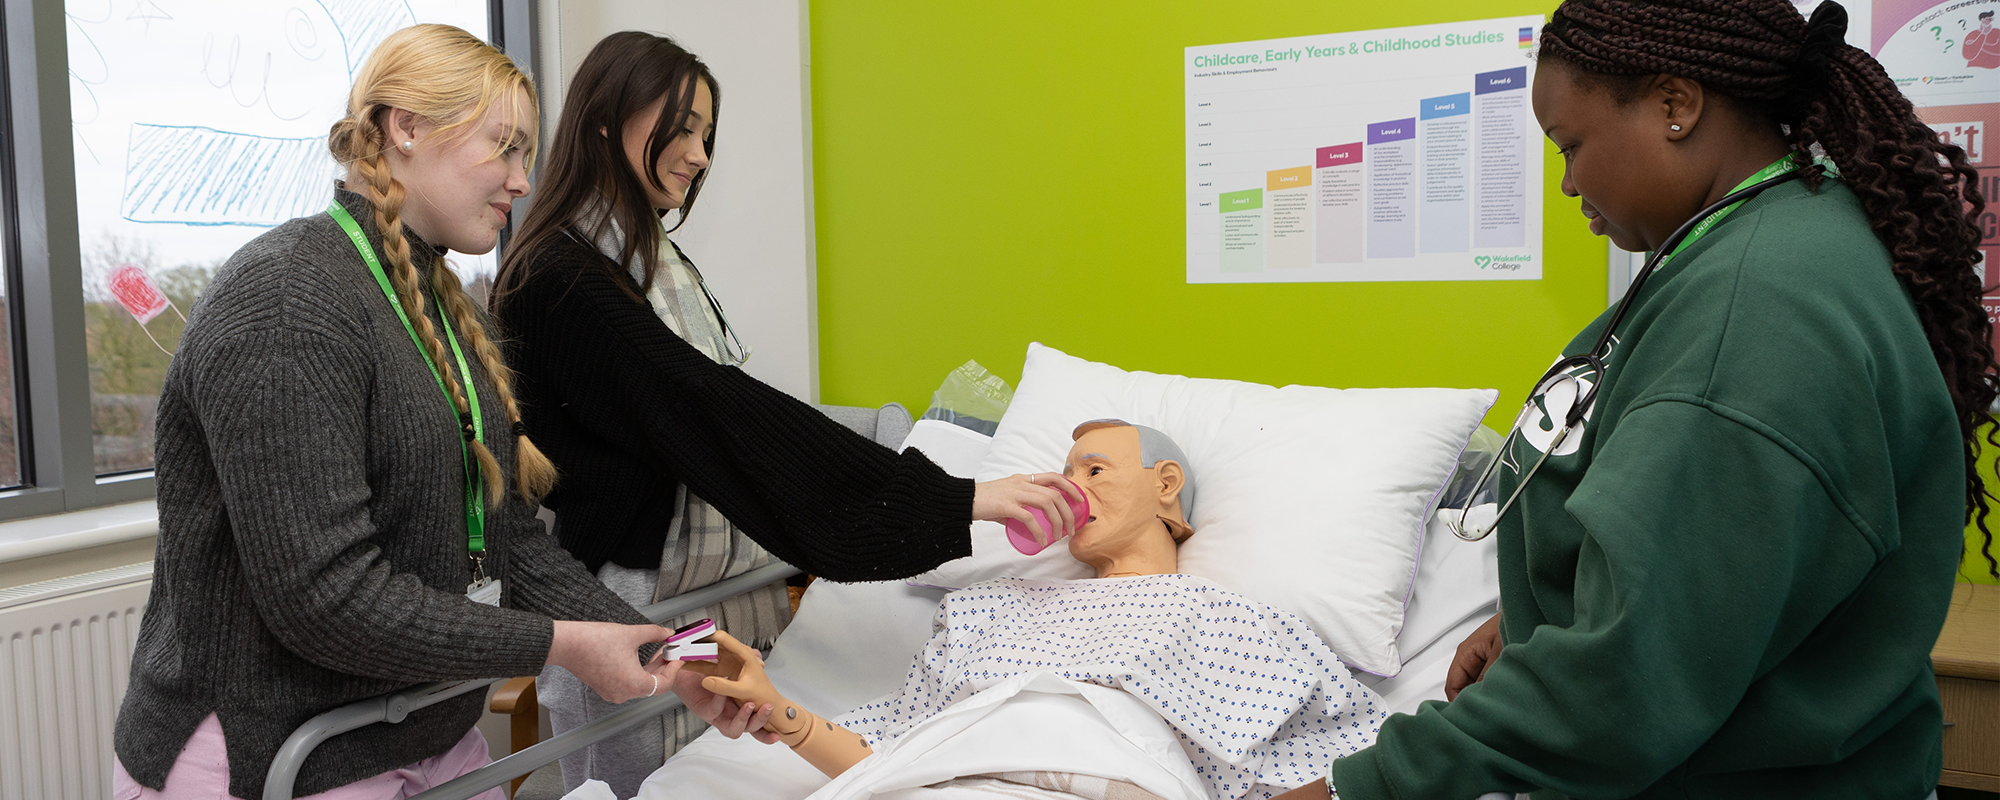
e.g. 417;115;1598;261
114;190;647;797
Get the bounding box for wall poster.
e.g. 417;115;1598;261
1861;0;2000;355
1185;16;1544;284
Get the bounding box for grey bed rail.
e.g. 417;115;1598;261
263;561;802;800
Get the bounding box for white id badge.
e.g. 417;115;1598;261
465;577;503;606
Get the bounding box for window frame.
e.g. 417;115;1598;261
0;0;539;523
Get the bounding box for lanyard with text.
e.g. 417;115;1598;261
1660;155;1800;265
1449;155;1811;542
327;202;490;587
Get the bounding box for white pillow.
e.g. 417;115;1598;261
912;343;1495;676
897;419;995;479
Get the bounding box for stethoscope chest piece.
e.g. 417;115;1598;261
1445;166;1814;543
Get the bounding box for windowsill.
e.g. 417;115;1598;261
0;500;159;562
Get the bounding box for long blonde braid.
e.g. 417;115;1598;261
327;24;557;506
431;262;558;502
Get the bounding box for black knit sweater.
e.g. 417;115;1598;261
492;232;974;580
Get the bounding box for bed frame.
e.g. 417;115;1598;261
261;561;799;800
262;404;915;800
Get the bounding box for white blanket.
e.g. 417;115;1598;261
833;575;1386;800
816;673;1202;800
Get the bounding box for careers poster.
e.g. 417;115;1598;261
1185;16;1545;284
1858;0;2000;360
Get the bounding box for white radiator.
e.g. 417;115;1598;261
0;562;152;800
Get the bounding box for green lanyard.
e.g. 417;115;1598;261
327;202;488;577
1662;155;1800;263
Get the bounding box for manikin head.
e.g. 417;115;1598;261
1061;420;1195;578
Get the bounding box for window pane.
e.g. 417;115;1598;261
0;201;19;491
0;22;22;491
65;0;494;475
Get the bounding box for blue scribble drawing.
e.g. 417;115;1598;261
127;1;173;34
111;1;442;231
316;0;417;76
121;124;335;227
286;7;328;61
201;31;315;122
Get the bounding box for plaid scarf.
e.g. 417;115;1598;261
575;200;793;756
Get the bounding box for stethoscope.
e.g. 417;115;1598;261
677;243;755;367
566;227;755;367
1447;165;1816;541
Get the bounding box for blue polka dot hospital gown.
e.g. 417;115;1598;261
838;575;1387;800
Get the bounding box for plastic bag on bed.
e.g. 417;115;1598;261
1436;424;1505;509
920;359;1014;436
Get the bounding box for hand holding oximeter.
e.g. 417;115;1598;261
666;618;719;662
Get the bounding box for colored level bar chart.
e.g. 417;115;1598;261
1187;16;1544;283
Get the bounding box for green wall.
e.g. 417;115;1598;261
807;0;1598;429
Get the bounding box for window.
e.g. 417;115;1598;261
67;0;497;475
0;0;535;520
0;64;20;491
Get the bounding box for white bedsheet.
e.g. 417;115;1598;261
836;575;1382;799
814;674;1203;800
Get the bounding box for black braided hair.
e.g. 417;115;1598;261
1541;0;2000;578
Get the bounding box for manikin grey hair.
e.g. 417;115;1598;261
1070;418;1195;522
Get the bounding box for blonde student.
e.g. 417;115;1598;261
111;25;761;799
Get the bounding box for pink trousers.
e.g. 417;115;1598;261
113;713;508;800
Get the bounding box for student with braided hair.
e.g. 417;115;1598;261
1281;1;1991;798
111;25;766;799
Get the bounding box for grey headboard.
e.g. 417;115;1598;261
817;403;915;450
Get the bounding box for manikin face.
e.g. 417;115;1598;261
1531;64;1696;253
387;87;534;255
1061;426;1183;569
621;79;715;211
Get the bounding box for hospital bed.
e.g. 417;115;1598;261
263;397;1503;800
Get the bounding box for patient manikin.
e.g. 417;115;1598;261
684;420;1383;800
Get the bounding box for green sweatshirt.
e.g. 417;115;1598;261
1334;179;1963;799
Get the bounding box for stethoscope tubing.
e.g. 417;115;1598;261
1449;167;1814;542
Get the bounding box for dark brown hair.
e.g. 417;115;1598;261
495;31;718;304
1541;0;1999;577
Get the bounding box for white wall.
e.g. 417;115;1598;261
536;0;819;401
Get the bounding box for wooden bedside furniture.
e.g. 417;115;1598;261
1933;582;1998;792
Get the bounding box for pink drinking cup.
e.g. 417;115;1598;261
1003;478;1090;555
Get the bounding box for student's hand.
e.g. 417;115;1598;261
973;472;1083;547
547;620;681;704
676;630;787;742
1445;613;1504;701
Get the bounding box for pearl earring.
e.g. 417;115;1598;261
401;141;414;151
1670;125;1682;132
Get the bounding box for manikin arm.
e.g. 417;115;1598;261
678;630;874;777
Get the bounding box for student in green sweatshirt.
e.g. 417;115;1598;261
1277;1;1996;798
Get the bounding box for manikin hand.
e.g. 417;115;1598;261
682;629;876;777
670;633;780;743
671;669;779;742
973;472;1086;547
676;630;798;736
1445;612;1504;701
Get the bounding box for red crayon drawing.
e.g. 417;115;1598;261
108;263;169;324
105;262;183;355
